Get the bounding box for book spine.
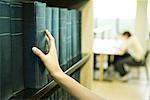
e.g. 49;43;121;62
45;7;53;83
23;2;37;88
0;1;12;99
23;1;48;88
10;3;24;93
70;11;73;67
52;7;59;59
59;8;67;71
0;34;12;99
10;0;22;3
46;7;52;33
76;11;81;61
0;0;10;2
35;1;48;88
70;10;82;64
66;10;72;69
71;10;79;64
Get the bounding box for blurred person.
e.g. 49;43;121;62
32;30;105;100
113;31;144;82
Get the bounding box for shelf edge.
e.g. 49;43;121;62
30;54;91;99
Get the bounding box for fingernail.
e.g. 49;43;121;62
45;29;48;33
32;47;37;52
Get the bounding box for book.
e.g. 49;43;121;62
10;3;24;93
23;1;48;88
0;1;12;99
45;7;52;82
70;10;82;64
66;10;72;69
78;12;82;56
0;35;12;100
51;7;59;58
46;7;52;33
76;11;82;61
70;10;77;64
59;8;67;71
11;0;22;3
0;0;10;2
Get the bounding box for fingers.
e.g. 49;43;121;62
46;35;50;45
32;47;45;60
45;36;50;54
45;30;54;41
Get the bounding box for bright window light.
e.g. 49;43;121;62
148;0;150;18
94;0;137;19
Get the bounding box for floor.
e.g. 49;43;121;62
92;61;150;100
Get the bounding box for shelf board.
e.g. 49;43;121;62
45;0;89;8
30;54;90;99
9;54;90;99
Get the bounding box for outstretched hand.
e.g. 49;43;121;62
32;30;63;76
32;30;104;100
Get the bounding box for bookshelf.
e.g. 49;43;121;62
10;54;90;99
45;0;88;8
0;0;94;99
45;0;94;89
31;54;90;99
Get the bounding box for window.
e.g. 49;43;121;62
94;0;137;38
147;0;150;39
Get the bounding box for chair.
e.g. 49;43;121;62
129;51;149;81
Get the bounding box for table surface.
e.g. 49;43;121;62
93;38;123;55
93;38;123;81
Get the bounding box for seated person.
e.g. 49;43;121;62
114;31;144;82
32;30;105;100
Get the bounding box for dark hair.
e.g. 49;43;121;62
122;31;132;37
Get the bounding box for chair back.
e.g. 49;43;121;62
144;50;150;61
140;50;150;65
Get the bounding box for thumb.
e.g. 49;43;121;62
32;47;45;60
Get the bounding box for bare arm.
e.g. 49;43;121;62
32;30;105;100
51;70;104;100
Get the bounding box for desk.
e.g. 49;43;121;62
93;38;122;80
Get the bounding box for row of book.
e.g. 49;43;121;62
0;1;81;99
0;1;22;99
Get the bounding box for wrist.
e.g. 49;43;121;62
50;66;63;78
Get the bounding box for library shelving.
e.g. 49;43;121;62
45;0;94;91
0;0;93;99
45;0;94;90
10;54;90;99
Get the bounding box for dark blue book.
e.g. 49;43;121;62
46;7;52;33
23;1;48;89
76;11;81;61
79;11;81;56
70;10;82;64
66;10;72;68
70;10;78;64
10;3;24;93
52;7;59;58
0;1;12;99
0;0;10;2
59;8;67;71
10;0;22;3
45;7;52;83
0;35;12;100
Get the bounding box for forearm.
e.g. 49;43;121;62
50;68;105;100
32;31;105;100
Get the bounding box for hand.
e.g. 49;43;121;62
32;30;104;100
32;30;63;76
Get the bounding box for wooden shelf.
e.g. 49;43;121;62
8;0;93;99
9;54;90;99
45;0;89;8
